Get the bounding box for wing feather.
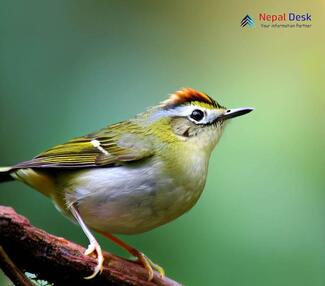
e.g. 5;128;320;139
14;121;153;169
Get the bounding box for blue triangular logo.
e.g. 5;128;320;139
241;15;255;27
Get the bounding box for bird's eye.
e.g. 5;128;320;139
190;109;204;121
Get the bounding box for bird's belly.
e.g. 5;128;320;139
61;160;205;234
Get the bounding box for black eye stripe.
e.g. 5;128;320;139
190;109;204;121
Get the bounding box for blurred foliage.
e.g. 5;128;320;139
25;273;53;286
0;0;324;285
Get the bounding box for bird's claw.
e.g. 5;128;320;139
136;251;165;281
84;240;104;279
84;242;96;256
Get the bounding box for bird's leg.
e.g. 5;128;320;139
70;205;104;279
97;230;165;281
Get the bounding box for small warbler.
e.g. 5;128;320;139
0;88;253;280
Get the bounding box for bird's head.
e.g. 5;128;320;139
139;88;253;154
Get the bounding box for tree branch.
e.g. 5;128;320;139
0;205;182;286
0;245;33;286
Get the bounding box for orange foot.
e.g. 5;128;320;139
97;230;165;281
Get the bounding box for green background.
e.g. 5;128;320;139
0;1;324;285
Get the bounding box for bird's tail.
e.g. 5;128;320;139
0;166;14;183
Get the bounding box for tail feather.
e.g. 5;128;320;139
0;167;14;183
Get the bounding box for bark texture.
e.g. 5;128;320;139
0;205;182;286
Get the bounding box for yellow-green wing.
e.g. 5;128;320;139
14;121;153;169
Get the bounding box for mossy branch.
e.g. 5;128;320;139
0;205;182;286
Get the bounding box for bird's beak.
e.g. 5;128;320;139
218;107;254;121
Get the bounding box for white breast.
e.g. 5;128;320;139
60;155;208;234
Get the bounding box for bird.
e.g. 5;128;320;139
0;88;253;280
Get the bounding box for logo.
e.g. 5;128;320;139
259;12;311;22
241;12;312;29
241;15;255;27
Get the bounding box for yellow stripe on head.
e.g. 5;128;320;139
162;88;223;110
